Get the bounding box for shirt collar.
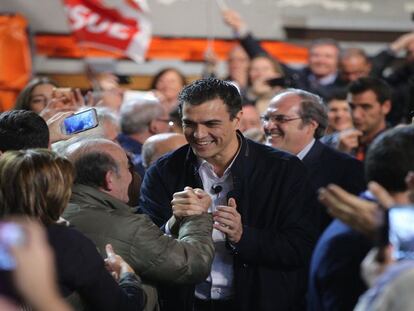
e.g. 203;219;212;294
197;133;242;178
309;72;337;85
296;138;316;160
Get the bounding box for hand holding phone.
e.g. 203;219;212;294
61;108;99;135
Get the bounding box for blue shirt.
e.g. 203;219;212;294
117;133;145;177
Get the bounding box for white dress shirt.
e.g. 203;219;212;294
195;147;241;300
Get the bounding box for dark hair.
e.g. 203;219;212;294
178;78;242;120
0;149;74;225
310;38;341;52
325;89;348;103
73;152;119;188
0;110;49;152
150;68;186;90
348;77;391;104
14;76;58;111
365;126;414;192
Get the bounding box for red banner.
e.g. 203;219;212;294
62;0;151;62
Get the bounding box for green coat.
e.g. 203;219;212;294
63;184;214;309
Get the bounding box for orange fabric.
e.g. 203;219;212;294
35;34;308;64
0;14;32;111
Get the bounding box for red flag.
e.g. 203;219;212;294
62;0;151;62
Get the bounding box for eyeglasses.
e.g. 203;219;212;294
260;114;302;124
156;118;171;123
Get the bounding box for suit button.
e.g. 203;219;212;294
243;263;248;268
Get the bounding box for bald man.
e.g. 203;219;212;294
142;133;187;168
62;138;214;310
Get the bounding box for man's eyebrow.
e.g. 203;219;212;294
350;102;373;107
182;119;222;124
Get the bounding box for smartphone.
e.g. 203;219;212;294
0;223;25;270
62;108;99;135
388;205;414;260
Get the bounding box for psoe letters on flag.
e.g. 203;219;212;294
63;0;151;62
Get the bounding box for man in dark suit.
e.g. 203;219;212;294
263;89;365;231
139;78;318;311
222;9;347;101
309;126;414;311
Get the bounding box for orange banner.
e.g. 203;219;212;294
0;14;32;111
35;34;308;64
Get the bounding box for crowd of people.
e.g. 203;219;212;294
1;7;414;311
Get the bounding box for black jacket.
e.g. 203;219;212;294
303;140;366;231
238;33;347;100
49;224;144;311
139;135;319;311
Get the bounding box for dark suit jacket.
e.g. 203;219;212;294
238;33;348;100
139;135;319;311
307;220;372;311
303;140;366;231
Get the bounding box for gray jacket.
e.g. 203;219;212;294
63;184;214;308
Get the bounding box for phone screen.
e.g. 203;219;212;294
63;108;99;135
0;223;25;270
388;205;414;260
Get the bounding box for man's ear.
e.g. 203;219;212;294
233;110;243;129
382;100;392;116
306;119;319;133
103;170;115;191
148;120;157;134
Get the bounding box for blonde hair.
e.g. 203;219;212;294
0;149;74;225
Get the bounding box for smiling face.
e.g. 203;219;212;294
29;83;55;113
181;98;241;169
309;44;339;78
264;93;317;155
327;99;353;132
155;70;185;102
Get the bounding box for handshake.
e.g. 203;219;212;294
171;186;212;217
171;186;242;243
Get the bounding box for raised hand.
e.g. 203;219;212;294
213;198;243;243
318;184;380;238
104;244;134;282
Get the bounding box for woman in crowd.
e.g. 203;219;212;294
0;149;145;311
246;55;285;113
14;77;58;113
149;68;186;113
